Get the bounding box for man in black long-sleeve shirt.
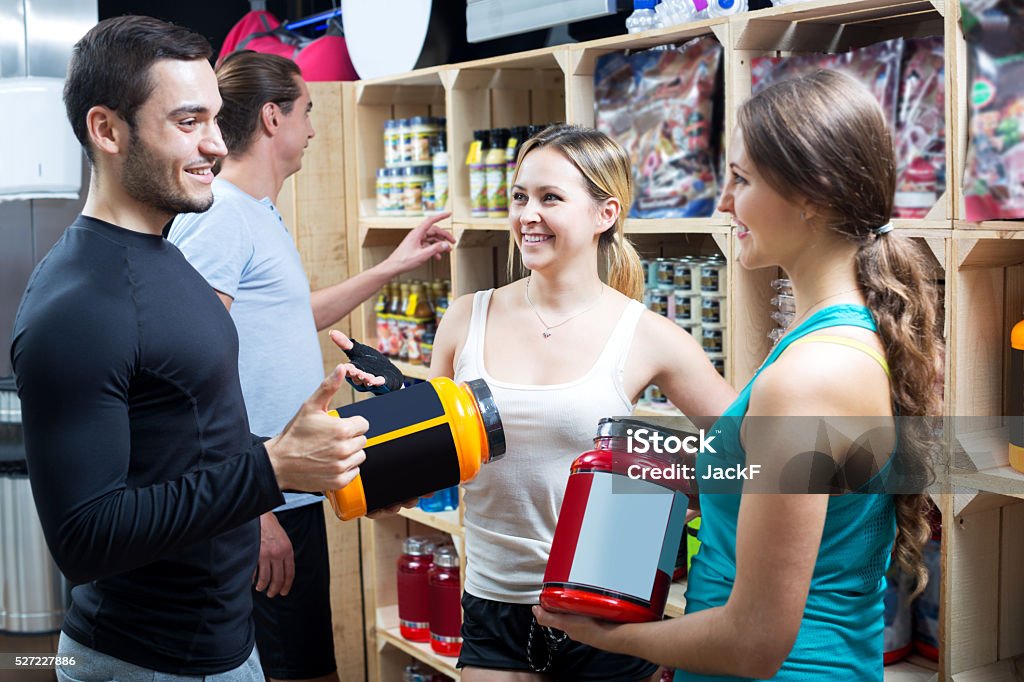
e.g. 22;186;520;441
10;16;369;680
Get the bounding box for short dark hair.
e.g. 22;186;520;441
215;50;303;157
64;15;213;162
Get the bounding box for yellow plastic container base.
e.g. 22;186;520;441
1010;443;1024;474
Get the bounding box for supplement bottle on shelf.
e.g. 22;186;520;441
485;128;509;218
397;537;435;642
410;116;439;165
398;118;413;165
505;126;524;182
429;545;463;656
375;168;390;215
374;286;391;354
407;282;435;365
396;282;412;361
403;166;431;217
385;282;402;358
469;130;489;218
432;131;449;212
389;167;405;216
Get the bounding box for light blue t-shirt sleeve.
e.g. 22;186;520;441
168;204;253;299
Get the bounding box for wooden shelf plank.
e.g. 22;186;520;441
398;507;464;537
951;427;1024;498
885;657;939;681
951;656;1024;681
664;579;688;618
953;227;1024;239
454;218;509;230
625;218;731;235
360;216;453;231
378;627;461;679
394;360;431;381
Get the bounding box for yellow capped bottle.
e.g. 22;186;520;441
325;377;505;520
374;287;391;355
397;282;412;361
1011;316;1024;472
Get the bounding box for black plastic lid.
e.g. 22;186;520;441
594;416;690;443
465;378;506;462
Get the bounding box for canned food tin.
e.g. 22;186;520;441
640;259;653;288
701;295;727;326
672;291;700;323
701;326;727;354
701;259;727;295
655;259;675;287
672;259;695;293
646;260;660;288
647;287;671;317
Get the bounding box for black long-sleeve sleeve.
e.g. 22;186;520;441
11;216;285;674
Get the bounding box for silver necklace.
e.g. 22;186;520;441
524;276;605;338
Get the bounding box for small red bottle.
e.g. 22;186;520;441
428;545;462;657
397;536;435;642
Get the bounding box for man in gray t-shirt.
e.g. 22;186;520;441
169;51;453;682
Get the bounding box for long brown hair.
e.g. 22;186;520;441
507;124;645;300
738;70;940;596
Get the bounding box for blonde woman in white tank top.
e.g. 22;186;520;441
430;125;736;682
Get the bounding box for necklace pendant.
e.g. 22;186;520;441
542;330;552;338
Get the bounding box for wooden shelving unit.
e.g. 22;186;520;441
314;0;1024;678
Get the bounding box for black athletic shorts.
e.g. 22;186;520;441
457;592;659;681
252;502;336;680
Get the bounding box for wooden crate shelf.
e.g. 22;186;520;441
397;507;463;537
327;2;1024;679
378;624;461;680
944;493;1024;677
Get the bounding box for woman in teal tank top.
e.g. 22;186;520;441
535;71;942;680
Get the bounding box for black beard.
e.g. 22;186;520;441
122;130;214;216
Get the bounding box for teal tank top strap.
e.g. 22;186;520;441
763;304;878;372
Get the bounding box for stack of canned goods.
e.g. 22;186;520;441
377;116;446;216
768;278;795;346
641;254;728;405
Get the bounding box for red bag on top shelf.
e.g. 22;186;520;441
751;38;904;132
962;0;1024;221
895;37;946;219
594;36;722;219
630;37;721;218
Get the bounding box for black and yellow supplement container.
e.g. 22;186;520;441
325;377;505;520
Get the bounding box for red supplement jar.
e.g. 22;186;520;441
396;536;435;642
428;545;462;657
541;417;698;623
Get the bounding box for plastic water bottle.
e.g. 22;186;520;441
626;0;658;33
707;0;747;17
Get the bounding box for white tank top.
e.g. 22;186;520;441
454;288;645;603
